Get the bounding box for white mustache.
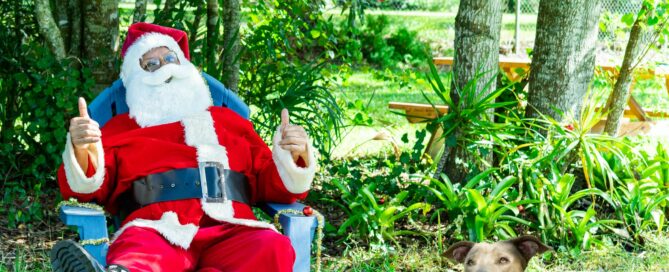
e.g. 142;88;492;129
141;64;189;86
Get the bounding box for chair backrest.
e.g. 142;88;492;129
88;72;250;126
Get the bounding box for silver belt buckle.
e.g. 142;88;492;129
198;161;227;203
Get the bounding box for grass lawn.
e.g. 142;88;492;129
320;232;669;271
325;9;538;56
328;66;446;159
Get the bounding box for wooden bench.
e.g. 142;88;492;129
433;56;669;121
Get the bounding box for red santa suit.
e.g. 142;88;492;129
57;23;317;271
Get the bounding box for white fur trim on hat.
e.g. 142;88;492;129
272;126;317;194
121;32;188;85
111;211;198;250
61;133;105;194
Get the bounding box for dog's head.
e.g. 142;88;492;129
444;236;551;272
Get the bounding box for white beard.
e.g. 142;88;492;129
125;62;213;128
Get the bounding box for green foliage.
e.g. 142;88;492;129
422;172;537;242
1;2;95;227
354;15;430;68
240;0;344;155
326;58;669;253
332;179;430;249
313;129;432;249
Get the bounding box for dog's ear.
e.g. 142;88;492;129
443;241;475;263
509;235;552;261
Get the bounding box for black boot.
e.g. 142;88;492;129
50;240;105;272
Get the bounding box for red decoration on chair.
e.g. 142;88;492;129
303;206;313;216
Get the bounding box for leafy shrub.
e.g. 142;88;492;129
422;171;537;242
0;18;95;227
313;130;432;249
412;59;669;251
355;15;430;68
240;0;344;156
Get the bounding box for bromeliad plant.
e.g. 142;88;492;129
418;62;525;180
421;171;538;242
611;177;669;241
331;178;431;249
527;171;618;250
531;92;637;192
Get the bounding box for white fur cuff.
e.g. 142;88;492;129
61;133;105;194
272;127;317;194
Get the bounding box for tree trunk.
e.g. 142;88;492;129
437;0;503;183
206;0;220;74
222;0;241;92
189;3;205;48
67;0;82;57
82;0;119;90
525;0;602;121
156;0;177;25
603;7;650;136
133;0;148;23
53;0;70;51
34;0;66;60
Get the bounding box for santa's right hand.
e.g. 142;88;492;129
69;97;101;150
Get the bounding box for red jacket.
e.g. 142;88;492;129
58;106;317;249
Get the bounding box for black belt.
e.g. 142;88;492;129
132;164;250;207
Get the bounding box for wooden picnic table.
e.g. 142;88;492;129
433;56;669;121
389;57;669;158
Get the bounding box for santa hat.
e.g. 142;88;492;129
120;23;191;83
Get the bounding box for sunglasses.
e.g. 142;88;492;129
140;51;180;72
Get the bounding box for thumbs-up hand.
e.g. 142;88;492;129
278;109;310;164
69;97;101;150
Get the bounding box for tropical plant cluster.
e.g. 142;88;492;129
311;65;669;256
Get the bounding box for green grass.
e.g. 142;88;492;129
326;10;538;55
328;66;446;158
0;249;50;272
322;232;669;271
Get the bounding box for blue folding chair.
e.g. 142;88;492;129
56;72;318;272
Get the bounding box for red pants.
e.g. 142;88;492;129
107;223;295;272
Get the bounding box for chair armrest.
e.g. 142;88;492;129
259;202;318;272
58;205;109;266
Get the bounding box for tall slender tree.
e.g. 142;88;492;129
603;2;669;136
206;0;220;74
437;0;504;183
133;0;147;23
82;0;119;90
525;0;602;121
222;0;241;92
35;0;119;90
35;0;66;60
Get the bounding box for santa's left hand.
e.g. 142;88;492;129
279;109;310;165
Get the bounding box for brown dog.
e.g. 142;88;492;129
444;236;552;272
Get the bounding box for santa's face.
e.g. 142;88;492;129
125;47;212;128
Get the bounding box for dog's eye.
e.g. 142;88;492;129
466;259;475;266
498;257;509;264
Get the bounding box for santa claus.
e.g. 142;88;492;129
52;23;317;272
